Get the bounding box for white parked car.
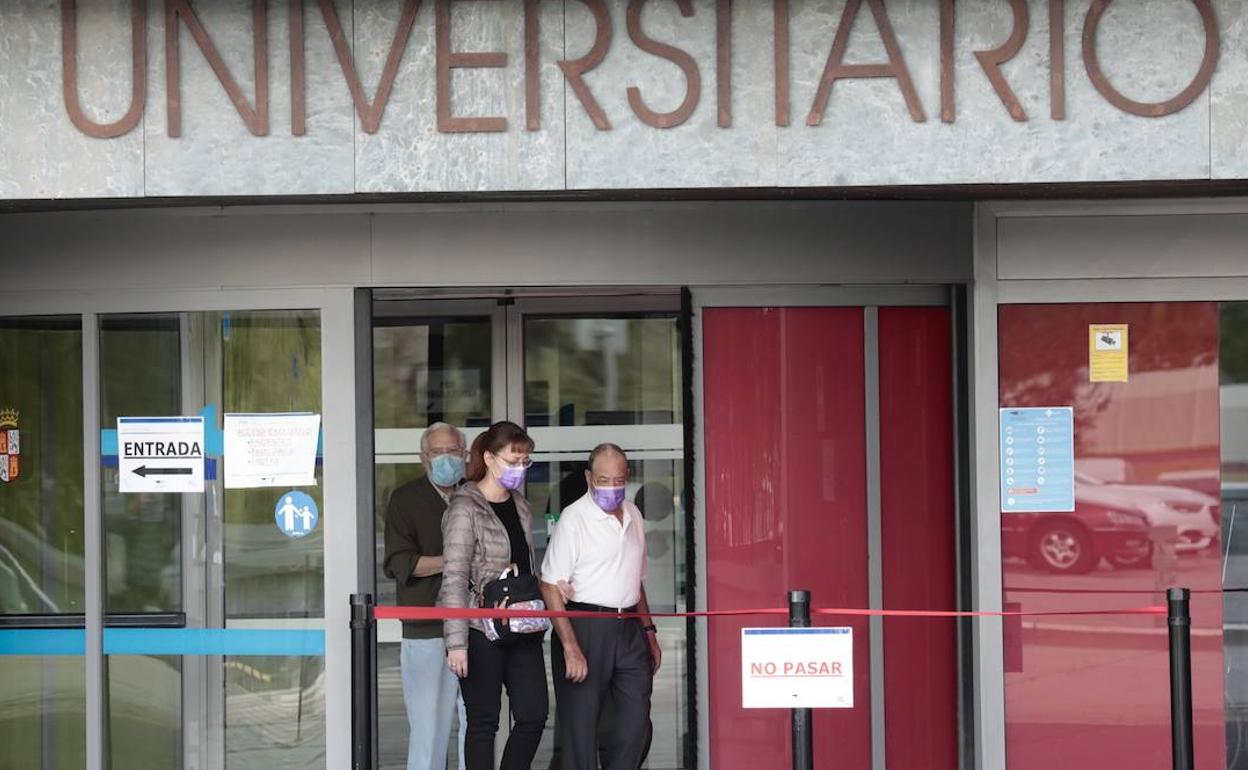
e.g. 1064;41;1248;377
1075;470;1221;553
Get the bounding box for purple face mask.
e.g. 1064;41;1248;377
498;464;527;491
591;485;626;512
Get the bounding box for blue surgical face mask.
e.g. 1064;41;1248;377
428;454;465;488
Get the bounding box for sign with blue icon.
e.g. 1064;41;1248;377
275;490;319;538
999;406;1076;513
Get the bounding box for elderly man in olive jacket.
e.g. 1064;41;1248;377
383;422;468;770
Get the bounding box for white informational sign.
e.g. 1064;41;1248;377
223;412;320;489
741;627;854;709
117;416;205;494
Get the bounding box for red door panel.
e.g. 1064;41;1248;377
704;307;871;770
879;307;958;770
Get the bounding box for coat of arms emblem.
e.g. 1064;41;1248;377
0;409;19;483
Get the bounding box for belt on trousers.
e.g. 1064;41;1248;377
566;601;639;614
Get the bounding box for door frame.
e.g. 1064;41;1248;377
365;288;689;768
687;285;968;770
0;286;365;770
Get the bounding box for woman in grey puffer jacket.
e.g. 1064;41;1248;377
438;421;548;770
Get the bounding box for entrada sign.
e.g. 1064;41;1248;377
61;0;1218;139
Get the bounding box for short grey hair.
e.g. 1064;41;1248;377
421;422;466;455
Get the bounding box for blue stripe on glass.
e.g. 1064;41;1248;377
742;628;850;635
0;629;86;655
0;629;324;656
104;629;325;656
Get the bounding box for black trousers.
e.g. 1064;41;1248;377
551;617;653;770
462;629;549;770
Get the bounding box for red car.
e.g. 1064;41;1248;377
1001;502;1152;574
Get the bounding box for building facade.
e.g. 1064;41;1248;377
1;2;1247;770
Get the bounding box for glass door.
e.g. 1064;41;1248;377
372;300;504;770
1;307;328;770
97;310;325;770
0;316;86;770
371;292;690;770
511;298;688;770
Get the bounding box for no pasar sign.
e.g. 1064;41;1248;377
740;627;854;709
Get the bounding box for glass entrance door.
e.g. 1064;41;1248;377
98;310;326;770
371;293;689;770
2;308;328;770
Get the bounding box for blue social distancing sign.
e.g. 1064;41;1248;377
1000;407;1075;513
275;490;319;537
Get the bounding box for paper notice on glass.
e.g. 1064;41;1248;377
224;413;320;489
1089;324;1129;382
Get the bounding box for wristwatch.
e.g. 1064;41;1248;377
642;624;658;634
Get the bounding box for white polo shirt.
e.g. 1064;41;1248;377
541;491;648;609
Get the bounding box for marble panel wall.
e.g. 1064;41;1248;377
1;0;144;199
143;0;356;196
353;0;565;192
775;0;1210;186
0;0;1241;198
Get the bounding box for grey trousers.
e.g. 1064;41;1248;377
551;617;653;770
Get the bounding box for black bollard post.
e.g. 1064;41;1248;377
350;593;376;770
1168;587;1194;770
789;589;814;770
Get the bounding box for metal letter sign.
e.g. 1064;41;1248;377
118;416;205;494
740;627;854;709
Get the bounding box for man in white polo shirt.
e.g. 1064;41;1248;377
540;443;661;770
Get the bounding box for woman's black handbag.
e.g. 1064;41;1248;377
480;565;551;644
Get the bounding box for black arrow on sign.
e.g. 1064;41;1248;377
132;466;194;478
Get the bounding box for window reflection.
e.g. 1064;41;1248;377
0;317;85;616
100;315;182;614
999;303;1225;770
1221;302;1248;770
524;316;681;428
372;316;494;770
0;657;86;770
0;316;86;770
374;320;494;431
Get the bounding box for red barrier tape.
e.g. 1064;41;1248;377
374;604;1167;622
1003;586;1238;595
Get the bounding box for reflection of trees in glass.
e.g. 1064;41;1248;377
1000;303;1219;453
525;316;680;425
100;315;181;614
0;319;84;614
373;321;493;429
1222;303;1248;385
223;311;324;618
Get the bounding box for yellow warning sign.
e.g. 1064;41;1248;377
1089;324;1129;382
